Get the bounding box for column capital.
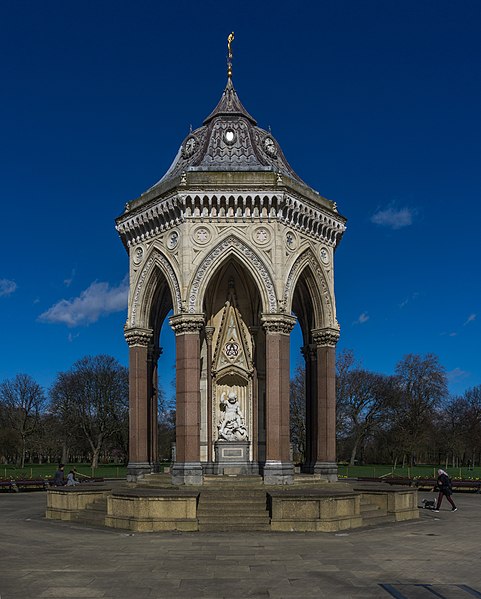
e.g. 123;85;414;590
169;313;204;335
124;326;153;347
312;326;340;348
261;313;297;335
205;325;215;343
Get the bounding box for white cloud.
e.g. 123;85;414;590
39;277;128;327
371;205;415;229
0;278;17;297
447;368;469;382
463;313;476;326
353;312;369;325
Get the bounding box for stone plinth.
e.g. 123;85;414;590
353;483;420;522
269;489;363;532
46;486;111;521
105;489;199;532
214;440;252;475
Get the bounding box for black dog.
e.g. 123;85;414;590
422;499;436;510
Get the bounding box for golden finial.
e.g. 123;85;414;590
227;31;234;78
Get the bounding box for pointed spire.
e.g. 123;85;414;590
203;33;257;125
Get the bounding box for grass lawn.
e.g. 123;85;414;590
2;462;480;481
337;463;481;480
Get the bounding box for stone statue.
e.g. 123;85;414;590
218;390;247;441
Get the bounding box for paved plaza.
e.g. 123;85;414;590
1;489;480;599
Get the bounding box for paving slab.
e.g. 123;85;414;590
0;491;480;598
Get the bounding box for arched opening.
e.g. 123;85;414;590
201;257;264;473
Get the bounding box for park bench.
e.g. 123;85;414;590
412;478;481;493
0;479;50;492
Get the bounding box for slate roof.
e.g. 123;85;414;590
147;77;308;192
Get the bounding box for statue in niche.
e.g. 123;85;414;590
218;390;248;441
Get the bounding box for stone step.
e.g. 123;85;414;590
203;475;263;487
198;499;267;509
199;490;266;499
198;522;271;532
72;497;108;527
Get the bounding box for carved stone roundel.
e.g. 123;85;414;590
320;247;330;265
285;230;297;250
167;230;179;250
193;226;211;245
253;226;271;246
133;245;144;265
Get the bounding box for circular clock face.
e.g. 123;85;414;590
182;136;197;158
263;136;277;157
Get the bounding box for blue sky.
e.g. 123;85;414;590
1;1;480;399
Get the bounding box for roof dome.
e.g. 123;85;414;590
148;76;308;193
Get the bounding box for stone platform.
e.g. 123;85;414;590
46;475;419;533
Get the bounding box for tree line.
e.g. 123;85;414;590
0;355;175;469
290;350;481;468
2;351;480;470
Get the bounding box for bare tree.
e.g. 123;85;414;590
336;350;397;465
49;355;128;468
0;374;46;468
393;353;447;466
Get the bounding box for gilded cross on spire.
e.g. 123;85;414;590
227;31;234;78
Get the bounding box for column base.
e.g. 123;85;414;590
262;460;294;485
171;462;203;486
313;461;338;481
126;462;153;482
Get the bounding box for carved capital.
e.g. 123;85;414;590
312;327;340;348
261;313;297;335
169;313;205;335
205;326;215;344
124;327;153;347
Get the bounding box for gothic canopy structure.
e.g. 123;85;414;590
116;45;346;485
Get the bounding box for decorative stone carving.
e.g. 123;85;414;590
169;313;204;335
193;226;211;245
188;235;277;313
285;230;297;250
132;245;144;265
283;250;334;326
167;230;179;250
130;251;182;326
218;390;248;441
261;313;297;335
320;246;330;265
312;327;340;348
253;226;271;245
124;327;153;347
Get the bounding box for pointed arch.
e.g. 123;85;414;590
283;248;335;328
129;247;182;329
188;235;277;314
